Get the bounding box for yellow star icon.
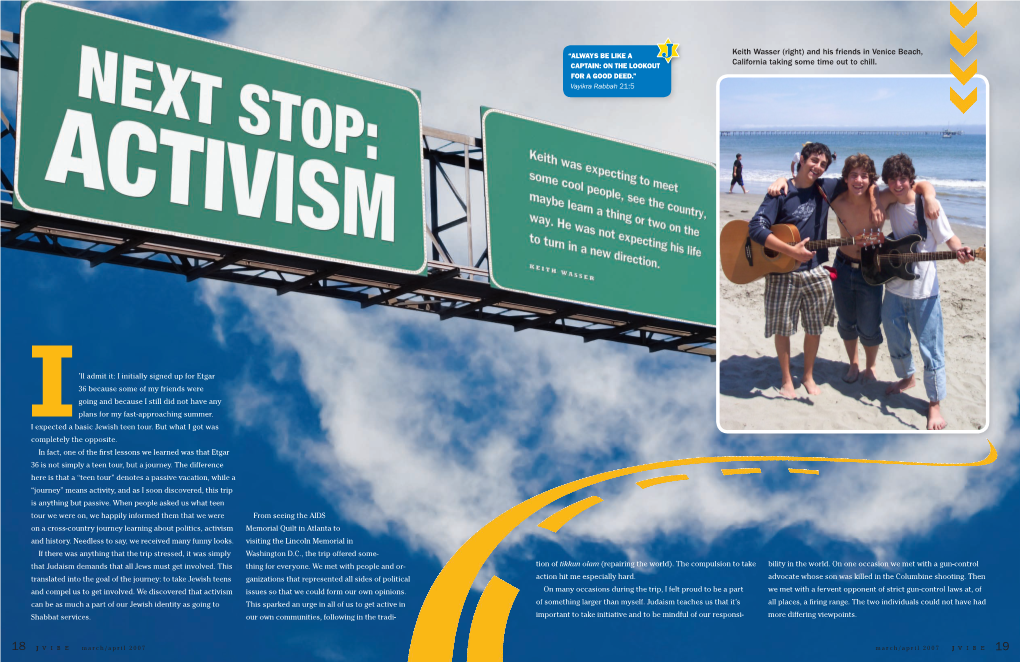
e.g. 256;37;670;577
657;39;679;63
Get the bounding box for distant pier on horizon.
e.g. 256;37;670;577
720;130;964;136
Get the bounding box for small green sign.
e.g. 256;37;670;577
482;109;715;326
15;1;427;273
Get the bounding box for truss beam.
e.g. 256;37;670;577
89;235;149;268
361;267;461;308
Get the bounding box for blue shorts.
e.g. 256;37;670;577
832;254;884;346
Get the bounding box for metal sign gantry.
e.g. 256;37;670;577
0;30;714;359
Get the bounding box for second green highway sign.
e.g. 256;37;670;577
482;109;716;325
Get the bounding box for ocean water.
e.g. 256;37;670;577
719;133;987;228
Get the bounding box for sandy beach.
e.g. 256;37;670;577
717;192;987;432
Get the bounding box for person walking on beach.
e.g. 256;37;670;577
729;154;748;193
789;145;806;177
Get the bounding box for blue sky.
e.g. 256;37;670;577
720;77;988;131
3;2;1019;661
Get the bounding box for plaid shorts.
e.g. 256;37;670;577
764;266;835;337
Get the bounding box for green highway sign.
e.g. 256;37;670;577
481;109;716;325
15;1;427;273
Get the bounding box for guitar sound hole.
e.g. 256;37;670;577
763;248;778;258
888;251;903;268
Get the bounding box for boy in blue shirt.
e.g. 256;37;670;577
749;142;845;398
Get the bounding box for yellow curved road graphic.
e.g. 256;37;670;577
408;443;997;662
537;496;603;533
465;577;519;661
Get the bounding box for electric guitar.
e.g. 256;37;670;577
720;220;884;284
860;235;986;286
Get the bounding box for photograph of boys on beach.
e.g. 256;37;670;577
717;77;987;433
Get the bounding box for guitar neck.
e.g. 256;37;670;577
797;237;855;250
878;251;957;263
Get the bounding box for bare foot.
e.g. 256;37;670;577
803;378;821;395
860;368;878;384
927;402;947;430
885;375;915;395
843;364;860;383
779;380;797;399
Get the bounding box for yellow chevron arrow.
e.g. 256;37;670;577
950;2;977;28
950;58;977;85
951;87;977;113
951;30;977;57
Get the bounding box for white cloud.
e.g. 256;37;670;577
210;2;721;162
869;88;894;102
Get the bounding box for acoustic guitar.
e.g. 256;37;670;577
720;220;884;284
860;235;986;286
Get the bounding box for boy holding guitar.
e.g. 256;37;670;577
878;153;975;430
749;142;853;398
